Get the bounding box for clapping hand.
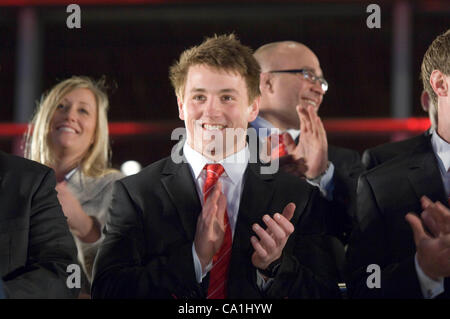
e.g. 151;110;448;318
194;181;228;271
405;196;450;280
250;202;296;271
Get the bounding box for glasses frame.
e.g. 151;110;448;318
268;69;328;92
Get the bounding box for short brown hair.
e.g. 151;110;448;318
169;34;260;103
421;29;450;106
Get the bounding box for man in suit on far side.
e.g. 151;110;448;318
346;29;450;299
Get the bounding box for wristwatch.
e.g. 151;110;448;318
257;258;282;278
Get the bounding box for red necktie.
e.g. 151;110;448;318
203;164;232;299
270;134;287;159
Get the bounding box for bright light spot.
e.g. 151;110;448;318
121;160;142;176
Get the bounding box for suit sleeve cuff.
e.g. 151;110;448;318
415;253;444;299
256;270;274;291
306;161;335;200
192;244;212;283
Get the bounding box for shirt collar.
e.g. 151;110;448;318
251;116;274;137
183;142;249;185
64;167;78;181
286;129;300;141
431;130;450;173
251;115;300;140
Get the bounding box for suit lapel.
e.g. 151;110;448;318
233;162;275;250
407;135;448;207
228;162;275;296
161;157;201;241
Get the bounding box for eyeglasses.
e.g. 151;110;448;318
268;69;328;92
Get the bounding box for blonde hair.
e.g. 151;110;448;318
25;76;113;177
169;34;261;103
421;29;450;107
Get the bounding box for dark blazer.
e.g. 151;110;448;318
345;134;449;298
362;131;431;170
0;151;79;298
326;145;365;242
249;126;364;282
92;153;342;299
249;124;365;243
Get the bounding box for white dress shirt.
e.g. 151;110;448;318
183;142;249;240
183;142;272;290
431;130;450;195
415;130;449;298
184;143;248;281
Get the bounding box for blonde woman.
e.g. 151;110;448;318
25;76;124;295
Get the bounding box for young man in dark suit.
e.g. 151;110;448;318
346;29;450;298
0;150;79;298
92;34;341;299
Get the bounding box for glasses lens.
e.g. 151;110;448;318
304;71;328;92
302;70;313;80
320;80;328;92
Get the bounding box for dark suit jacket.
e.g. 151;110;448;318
345;134;449;298
248;125;364;283
92;153;342;299
0;151;79;298
326;145;365;242
362;131;431;170
248;125;365;243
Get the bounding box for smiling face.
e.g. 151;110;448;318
178;64;259;160
49;88;97;159
258;43;325;130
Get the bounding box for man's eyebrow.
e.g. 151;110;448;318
189;88;206;93
189;88;240;94
219;88;239;94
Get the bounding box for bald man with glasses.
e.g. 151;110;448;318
251;42;364;282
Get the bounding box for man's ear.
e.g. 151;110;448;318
430;70;449;99
247;96;260;123
177;96;184;121
259;72;274;94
